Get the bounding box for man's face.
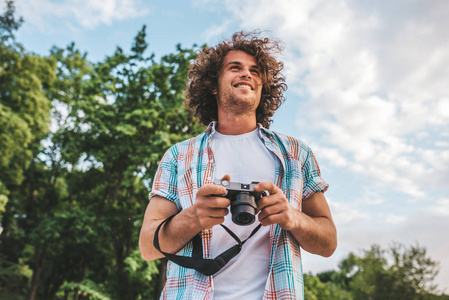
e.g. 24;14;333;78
215;50;263;115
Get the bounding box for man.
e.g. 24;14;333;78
139;31;337;299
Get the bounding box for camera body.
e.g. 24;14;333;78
214;180;265;226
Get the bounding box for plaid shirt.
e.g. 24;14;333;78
150;122;328;300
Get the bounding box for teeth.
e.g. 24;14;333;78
236;84;251;89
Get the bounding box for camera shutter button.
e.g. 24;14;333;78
221;180;229;186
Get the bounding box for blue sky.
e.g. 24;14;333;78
9;0;449;292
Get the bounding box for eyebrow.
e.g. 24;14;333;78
225;61;259;70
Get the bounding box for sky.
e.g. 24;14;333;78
7;0;449;292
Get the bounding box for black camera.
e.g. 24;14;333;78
214;180;265;226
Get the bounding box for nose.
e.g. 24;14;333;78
240;67;251;79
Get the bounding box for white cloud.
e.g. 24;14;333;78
15;0;148;31
329;200;370;229
218;0;449;198
432;198;449;216
311;146;348;167
384;214;406;224
202;19;233;42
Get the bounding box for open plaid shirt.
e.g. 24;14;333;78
150;122;328;300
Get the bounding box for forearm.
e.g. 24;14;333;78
157;207;204;256
289;211;337;257
139;206;202;261
139;184;230;261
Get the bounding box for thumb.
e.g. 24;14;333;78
219;174;231;182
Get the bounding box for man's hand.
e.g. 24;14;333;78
191;184;230;229
139;174;233;261
255;182;299;230
254;181;337;257
191;174;232;230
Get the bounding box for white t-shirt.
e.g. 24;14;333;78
211;128;276;299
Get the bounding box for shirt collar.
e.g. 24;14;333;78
205;121;274;140
205;121;217;135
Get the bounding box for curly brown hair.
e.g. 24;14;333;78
184;31;287;128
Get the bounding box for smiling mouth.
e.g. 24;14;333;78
234;83;254;90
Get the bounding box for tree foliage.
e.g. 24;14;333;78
305;243;449;300
0;0;55;217
1;2;203;299
0;0;22;46
304;272;353;300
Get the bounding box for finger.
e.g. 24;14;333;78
258;202;275;217
258;201;280;220
219;174;231;182
208;207;230;217
197;184;227;197
256;192;280;211
254;181;279;195
197;205;229;217
256;196;271;211
197;215;226;229
198;196;231;209
259;213;283;227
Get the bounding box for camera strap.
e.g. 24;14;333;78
153;214;262;276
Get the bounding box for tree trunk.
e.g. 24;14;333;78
73;288;79;300
27;245;47;300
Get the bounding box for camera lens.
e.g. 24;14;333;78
233;211;254;225
231;192;257;226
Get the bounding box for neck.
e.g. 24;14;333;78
216;111;257;135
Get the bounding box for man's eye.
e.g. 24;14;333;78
230;66;240;70
251;69;260;75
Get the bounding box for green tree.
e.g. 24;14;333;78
0;0;22;47
1;21;203;299
0;1;56;298
0;0;54;217
304;272;353;300
50;26;203;299
305;243;448;300
337;243;446;300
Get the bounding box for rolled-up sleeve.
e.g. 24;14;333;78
302;148;329;199
149;146;181;210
